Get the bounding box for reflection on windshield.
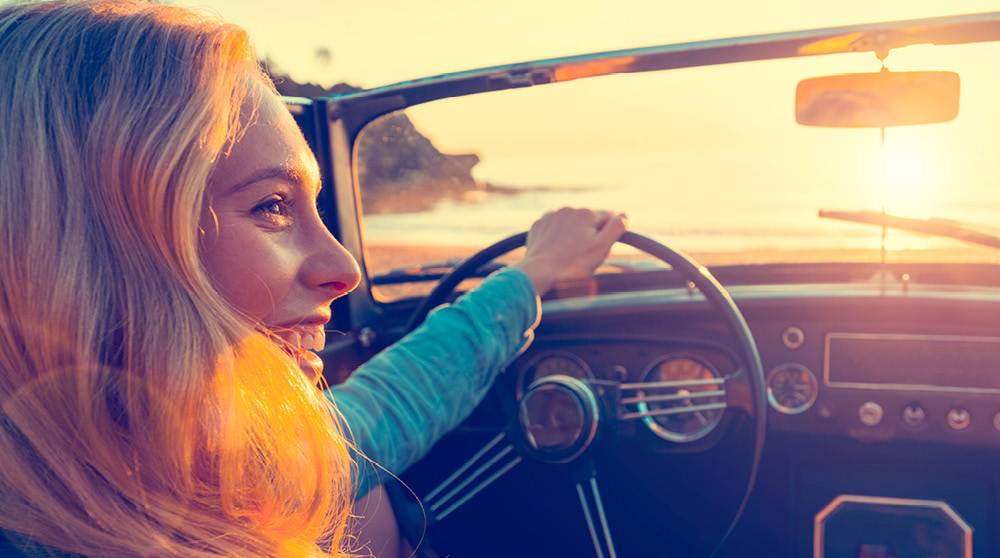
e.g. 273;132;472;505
356;42;1000;300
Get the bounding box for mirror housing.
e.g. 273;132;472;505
796;70;959;127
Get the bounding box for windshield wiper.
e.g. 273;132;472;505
819;209;1000;251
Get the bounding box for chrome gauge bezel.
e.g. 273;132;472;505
766;362;819;415
637;353;726;443
517;374;600;463
517;350;594;398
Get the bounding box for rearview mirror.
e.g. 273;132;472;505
795;71;959;127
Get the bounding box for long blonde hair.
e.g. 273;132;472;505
0;1;351;555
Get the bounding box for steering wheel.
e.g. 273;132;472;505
390;231;766;558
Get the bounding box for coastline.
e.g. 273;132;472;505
363;241;992;277
363;241;997;301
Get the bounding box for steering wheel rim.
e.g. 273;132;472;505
404;231;530;333
391;230;766;557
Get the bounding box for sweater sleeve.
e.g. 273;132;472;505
324;266;540;498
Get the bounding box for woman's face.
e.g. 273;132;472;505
200;86;361;381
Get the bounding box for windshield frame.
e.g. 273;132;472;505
327;11;1000;139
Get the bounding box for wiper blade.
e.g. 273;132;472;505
819;209;1000;250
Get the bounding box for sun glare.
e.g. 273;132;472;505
876;133;941;217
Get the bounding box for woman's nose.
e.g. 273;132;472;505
301;226;361;297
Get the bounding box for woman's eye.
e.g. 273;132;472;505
253;196;294;224
259;201;282;214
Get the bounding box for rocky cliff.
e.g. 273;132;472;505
272;74;483;214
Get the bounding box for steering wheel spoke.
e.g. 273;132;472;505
575;474;618;558
422;433;523;523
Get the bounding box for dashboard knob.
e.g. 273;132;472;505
858;402;884;426
901;404;926;428
947;408;970;431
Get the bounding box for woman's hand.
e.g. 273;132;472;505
513;207;628;296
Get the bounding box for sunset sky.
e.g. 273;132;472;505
173;0;1000;90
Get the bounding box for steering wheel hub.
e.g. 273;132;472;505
517;375;600;463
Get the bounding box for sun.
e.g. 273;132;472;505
876;131;942;217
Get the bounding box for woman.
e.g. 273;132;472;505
0;1;626;557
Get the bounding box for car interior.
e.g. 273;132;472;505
288;11;1000;557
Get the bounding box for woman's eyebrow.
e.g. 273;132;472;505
225;166;315;194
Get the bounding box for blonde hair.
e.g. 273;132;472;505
0;1;352;556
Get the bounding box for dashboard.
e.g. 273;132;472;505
476;281;1000;557
517;283;1000;451
392;279;1000;557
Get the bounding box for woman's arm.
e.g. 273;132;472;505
327;266;539;497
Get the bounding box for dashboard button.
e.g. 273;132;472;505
781;327;805;349
901;405;926;428
858;402;883;426
947;409;970;431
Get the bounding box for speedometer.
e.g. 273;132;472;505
638;354;725;443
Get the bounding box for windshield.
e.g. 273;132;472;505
354;39;1000;301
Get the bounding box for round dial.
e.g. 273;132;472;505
519;351;592;396
638;354;725;443
766;363;818;414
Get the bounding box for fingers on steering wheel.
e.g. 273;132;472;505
596;211;629;245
